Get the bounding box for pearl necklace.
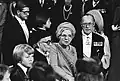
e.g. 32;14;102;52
63;4;72;20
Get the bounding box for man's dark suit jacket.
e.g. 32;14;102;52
10;65;29;81
1;17;28;65
77;32;104;59
76;32;105;74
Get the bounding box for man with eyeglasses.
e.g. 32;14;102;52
75;14;105;81
1;0;30;66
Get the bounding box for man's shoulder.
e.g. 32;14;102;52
5;18;19;26
93;32;104;38
93;32;104;41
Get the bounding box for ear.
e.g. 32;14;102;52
17;10;20;15
93;22;95;26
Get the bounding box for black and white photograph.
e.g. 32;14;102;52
0;0;119;81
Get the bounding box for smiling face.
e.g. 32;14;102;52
81;15;95;35
21;52;34;68
18;7;30;20
59;29;73;46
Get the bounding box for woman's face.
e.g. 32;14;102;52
59;29;73;46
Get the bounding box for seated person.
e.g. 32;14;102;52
10;44;34;81
0;64;11;81
49;22;77;81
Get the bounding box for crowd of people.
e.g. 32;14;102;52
0;0;120;81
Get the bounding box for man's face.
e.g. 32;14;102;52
59;29;73;46
81;15;95;35
19;7;30;20
21;52;34;68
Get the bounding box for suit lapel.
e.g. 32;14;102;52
79;34;83;59
16;66;27;81
91;33;94;57
14;18;28;43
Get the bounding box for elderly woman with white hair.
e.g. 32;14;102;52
49;22;77;81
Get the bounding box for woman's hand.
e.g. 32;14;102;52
63;74;74;81
65;75;74;81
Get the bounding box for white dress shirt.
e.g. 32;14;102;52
15;15;29;43
82;30;92;58
92;0;100;7
17;63;28;75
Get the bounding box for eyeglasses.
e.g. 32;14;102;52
22;11;29;15
61;34;72;38
81;23;94;27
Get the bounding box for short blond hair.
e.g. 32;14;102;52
56;22;76;38
13;44;34;63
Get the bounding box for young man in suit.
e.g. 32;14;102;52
1;0;30;65
76;14;105;81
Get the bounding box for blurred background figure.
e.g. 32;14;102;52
49;22;77;81
29;12;52;64
107;6;120;81
0;0;7;65
27;0;55;33
29;61;56;81
0;64;11;81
